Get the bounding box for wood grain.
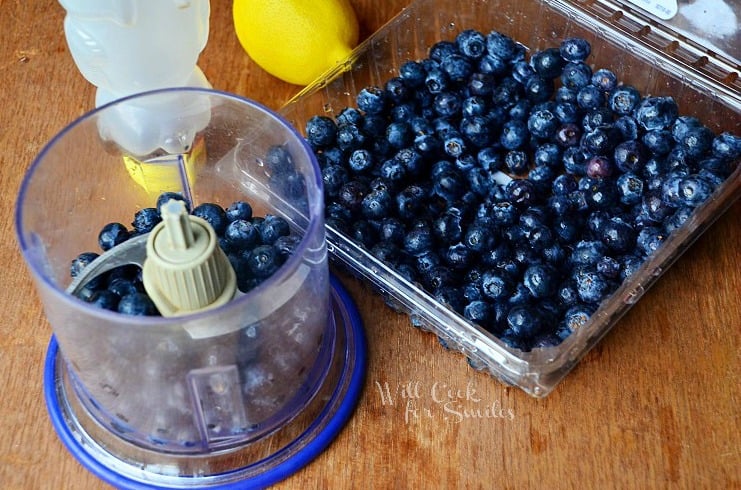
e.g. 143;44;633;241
0;0;738;488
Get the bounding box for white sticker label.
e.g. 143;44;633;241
624;0;678;20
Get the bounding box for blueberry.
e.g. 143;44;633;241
523;263;558;298
432;170;467;203
264;145;295;175
512;60;536;84
357;86;388;114
429;40;458;62
670;115;702;142
586;155;615;179
386;121;413;149
559;37;591;62
636;226;665;256
634;96;679;131
464;300;493;325
571;240;607;266
608;85;641;115
678;174;714;206
528;108;559;140
363;114;388;139
554;101;580;124
596;256;621;279
431;209;462;244
679;125;715;159
131;208;161;234
576;84;605;110
614;115;639;140
614;139;649;173
273;234;302;259
394;147;425;176
478;53;509;76
444;242;475;270
348;149;373;174
562;147;588;175
440;53;473;82
616;172;644;205
712;132;741;160
664;206;694;234
71;252;100;278
555;86;579;104
336;107;364;127
455;29;487;59
591;68;618;92
322;165;350;198
305;115;338;149
245;244;282;278
555;123;582;148
600;218;636;253
500;119;529;150
463;223;496;252
192;203;228;235
582;107;615;132
107;277;141;297
477;147;504;172
534;143;562;168
336;123;367;152
574;267;609;304
530;47;565;79
552;173;578;195
481;271;512;300
641;191;673;223
660;172;686;206
642;129;673;156
385;76;410;104
378;218;405;245
486;31;519;61
491;76;524;109
98;222;130;251
582;127;621;155
156;192;190;214
506;306;543;339
117;292;158;316
468;73;495;96
698;157;733;179
424;67;449;94
460;116;493;147
433;285;465;312
529;165;557;193
225;219;259;249
399;60;426;88
88;290;120;311
403;226;434;256
338;179;369;211
442;132;467;158
396;185;427;220
506;179;537;207
258;214;290;244
361;189;393;219
560;61;592;90
561;304;594;334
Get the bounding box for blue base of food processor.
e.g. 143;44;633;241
44;274;366;489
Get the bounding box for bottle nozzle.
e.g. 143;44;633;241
142;199;236;316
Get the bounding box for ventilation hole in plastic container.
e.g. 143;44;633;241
623;286;645;305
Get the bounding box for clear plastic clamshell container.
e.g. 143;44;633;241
280;0;740;397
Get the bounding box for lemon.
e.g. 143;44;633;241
233;0;359;86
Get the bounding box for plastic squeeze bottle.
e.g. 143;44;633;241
59;0;212;158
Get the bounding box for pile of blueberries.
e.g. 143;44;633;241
304;29;740;351
70;191;299;316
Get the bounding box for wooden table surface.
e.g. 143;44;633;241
1;0;739;488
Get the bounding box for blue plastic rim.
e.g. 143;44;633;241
44;274;367;490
